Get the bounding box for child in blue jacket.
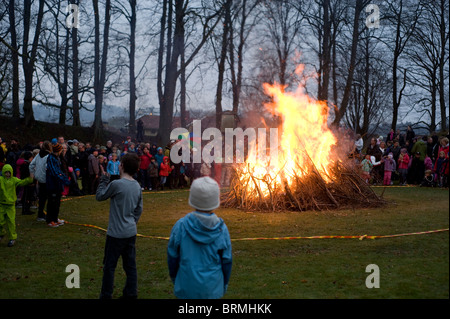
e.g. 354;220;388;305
167;176;232;299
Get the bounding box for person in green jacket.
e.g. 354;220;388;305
411;136;428;162
0;164;33;247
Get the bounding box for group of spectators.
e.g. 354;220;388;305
352;126;449;188
0;134;222;222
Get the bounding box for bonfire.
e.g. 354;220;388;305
221;78;385;212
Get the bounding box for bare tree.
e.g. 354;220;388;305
22;0;45;127
318;0;331;101
7;0;20;121
215;0;232;128
71;0;80;127
408;0;449;132
228;0;260;115
0;41;12;112
92;0;111;140
383;0;421;132
156;0;222;146
38;0;71;124
331;0;368;127
437;0;449;131
345;29;391;138
261;0;303;87
112;0;138;137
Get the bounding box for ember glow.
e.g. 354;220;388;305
238;78;338;198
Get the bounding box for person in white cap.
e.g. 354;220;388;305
167;176;232;299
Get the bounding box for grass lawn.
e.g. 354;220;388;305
0;186;448;299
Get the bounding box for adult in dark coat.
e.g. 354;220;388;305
366;138;383;184
75;143;90;195
405;126;415;145
408;152;425;185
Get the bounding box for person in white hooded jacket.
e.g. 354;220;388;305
29;141;52;221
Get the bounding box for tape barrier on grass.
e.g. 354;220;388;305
63;221;171;240
63;220;448;242
228;229;449;241
59;193;449;241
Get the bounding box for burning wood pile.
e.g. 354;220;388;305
221;157;385;212
221;76;385;212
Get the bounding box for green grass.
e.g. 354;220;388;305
0;186;448;299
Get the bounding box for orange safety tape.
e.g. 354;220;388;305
229;229;449;241
57;192;449;241
63;221;170;240
63;220;448;242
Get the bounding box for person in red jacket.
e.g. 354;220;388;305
139;147;152;190
159;156;173;190
397;148;410;186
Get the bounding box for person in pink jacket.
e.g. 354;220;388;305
397;148;410;186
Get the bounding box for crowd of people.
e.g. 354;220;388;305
352;126;449;188
0;134;221;234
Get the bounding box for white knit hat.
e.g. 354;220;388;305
189;176;220;211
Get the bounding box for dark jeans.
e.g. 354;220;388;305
100;235;138;299
81;170;89;194
37;182;48;219
21;185;34;213
139;169;150;189
150;176;158;190
90;174;99;194
46;191;61;224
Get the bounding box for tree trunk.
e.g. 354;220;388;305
22;0;45;127
430;67;437;133
180;26;187;128
332;0;363;127
8;0;20;123
157;0;168;112
231;0;255;114
59;28;70;125
128;0;137;138
92;0;111;140
158;0;183;146
318;0;330;101
215;0;231;129
72;0;80;126
438;0;447;131
157;0;222;146
391;4;401;132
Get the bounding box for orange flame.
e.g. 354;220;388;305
239;76;337;197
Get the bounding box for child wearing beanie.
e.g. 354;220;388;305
167;176;232;299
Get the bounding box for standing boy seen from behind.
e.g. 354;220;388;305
167;176;232;299
96;153;143;299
